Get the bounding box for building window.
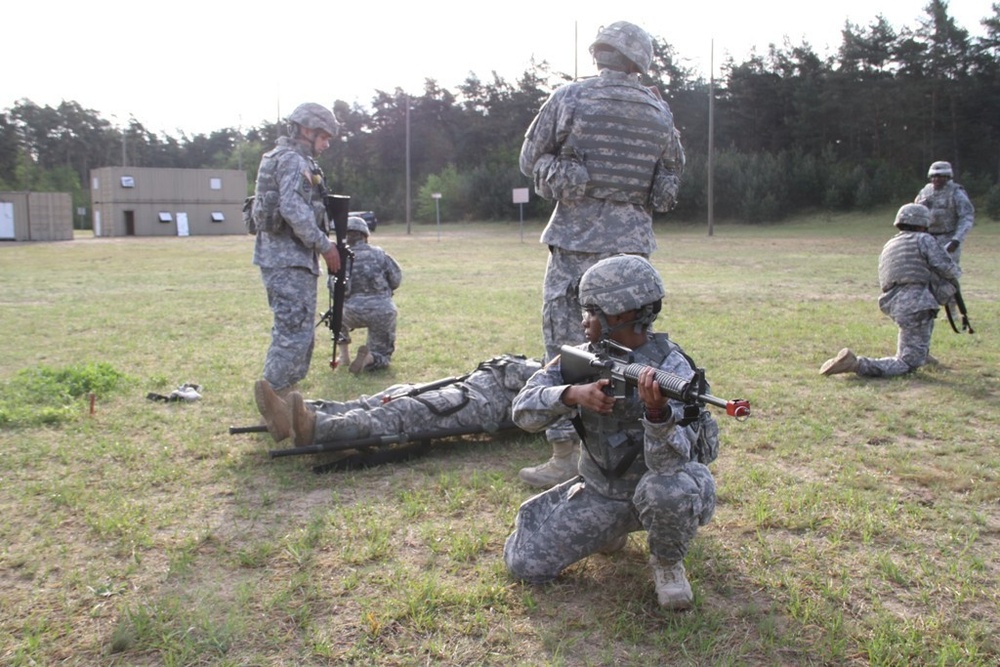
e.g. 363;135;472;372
211;211;225;222
209;177;222;190
158;212;173;223
120;176;135;188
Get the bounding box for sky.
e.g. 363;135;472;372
3;0;996;137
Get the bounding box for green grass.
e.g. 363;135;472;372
1;210;998;665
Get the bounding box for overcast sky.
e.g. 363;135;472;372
3;0;996;136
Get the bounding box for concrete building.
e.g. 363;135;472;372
90;167;247;237
0;191;74;242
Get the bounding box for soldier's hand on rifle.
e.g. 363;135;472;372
322;245;341;274
562;380;615;415
945;240;960;253
637;367;669;412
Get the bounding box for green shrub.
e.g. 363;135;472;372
0;362;131;428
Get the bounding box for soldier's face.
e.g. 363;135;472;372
931;175;949;190
582;308;602;343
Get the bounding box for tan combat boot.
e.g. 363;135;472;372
650;555;693;610
254;379;292;442
349;345;374;374
289;392;316;446
518;438;580;488
819;348;858;376
337;342;351;368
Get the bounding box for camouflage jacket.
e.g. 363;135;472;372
252;136;333;274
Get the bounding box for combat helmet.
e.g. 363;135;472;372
894;203;931;230
589;21;653;73
286;103;340;138
927;161;953;178
347;216;370;235
579;255;664;336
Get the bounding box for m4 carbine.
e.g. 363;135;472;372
559;344;751;420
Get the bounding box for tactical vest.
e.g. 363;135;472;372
879;233;932;291
252;141;326;234
570;79;674;207
576;335;674;499
919;183;961;235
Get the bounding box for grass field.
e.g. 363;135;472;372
1;210;997;666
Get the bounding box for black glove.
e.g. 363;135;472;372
945;240;960;253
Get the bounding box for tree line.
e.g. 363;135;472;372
3;0;1000;227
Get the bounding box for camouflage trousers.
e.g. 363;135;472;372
310;385;508;443
857;311;936;377
342;297;397;369
261;266;318;391
541;248;647;442
504;464;716;584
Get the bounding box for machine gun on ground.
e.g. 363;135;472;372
559;344;751;420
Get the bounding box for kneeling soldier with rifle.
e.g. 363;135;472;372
503;255;749;611
820;203;964;378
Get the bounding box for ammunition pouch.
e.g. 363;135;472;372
533;153;589;202
252;190;285;234
650;170;681;212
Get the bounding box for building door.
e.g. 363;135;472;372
0;201;13;239
124;210;135;236
176;212;189;237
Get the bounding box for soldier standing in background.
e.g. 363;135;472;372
517;20;685;488
914;161;975;265
336;216;403;374
820;204;962;378
252;103;342;424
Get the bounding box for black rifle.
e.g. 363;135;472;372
945;288;975;334
559;344;751;419
317;194;353;368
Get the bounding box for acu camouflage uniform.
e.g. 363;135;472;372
520;68;684;443
306;355;542;442
914;180;974;264
855;230;962;377
340;238;403;370
503;335;719;583
253;136;333;391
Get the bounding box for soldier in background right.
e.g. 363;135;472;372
820;204;961;378
914;161;974;266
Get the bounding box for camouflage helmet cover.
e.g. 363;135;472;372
589;21;653;73
287;103;340;138
894;203;931;229
347;216;370;235
579;254;665;316
927;161;953;178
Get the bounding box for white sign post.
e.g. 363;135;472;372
432;192;442;241
512;188;530;242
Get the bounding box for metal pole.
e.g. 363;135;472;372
708;40;715;237
405;96;412;235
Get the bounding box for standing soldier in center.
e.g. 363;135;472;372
252;103;342;423
517;20;685;488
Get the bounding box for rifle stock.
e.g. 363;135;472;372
559;344;751;419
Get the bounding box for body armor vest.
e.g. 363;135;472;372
919;184;960;234
570;80;674;206
879;233;931;291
